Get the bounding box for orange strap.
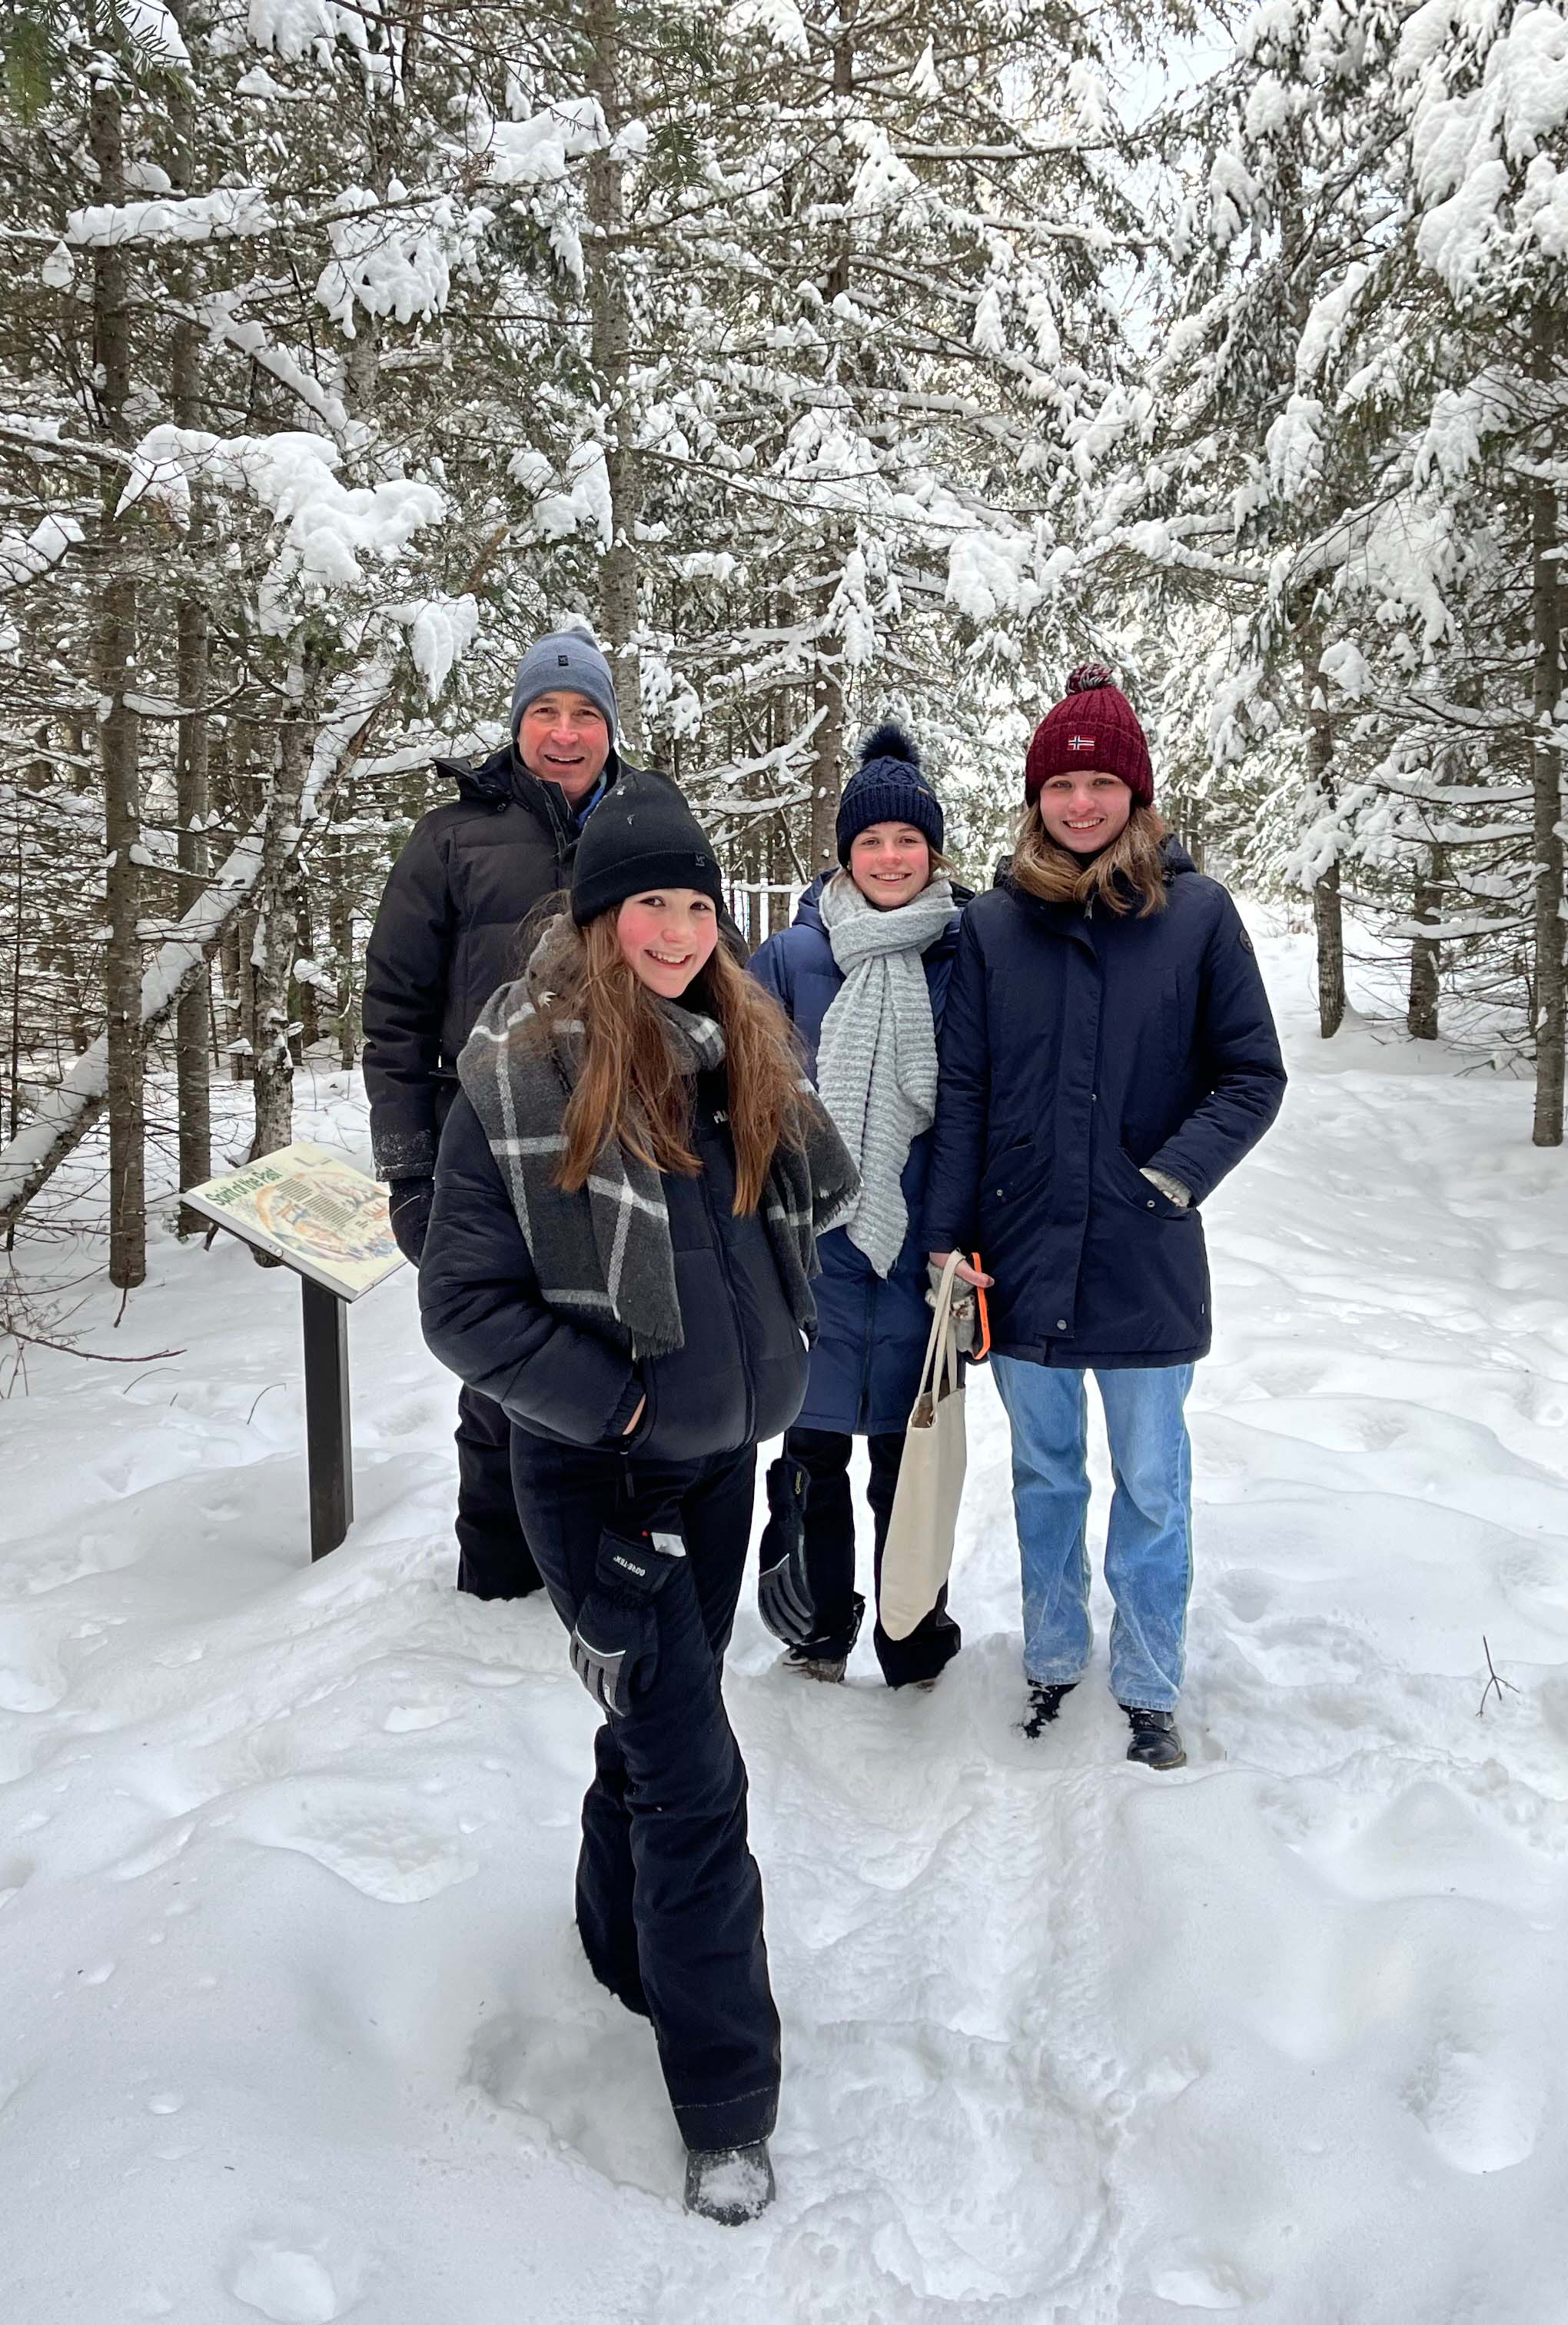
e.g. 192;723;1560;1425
971;1252;992;1363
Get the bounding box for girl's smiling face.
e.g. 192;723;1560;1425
847;821;932;909
1035;769;1133;854
615;889;719;996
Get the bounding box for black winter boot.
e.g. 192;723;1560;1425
782;1594;865;1684
1122;1705;1186;1770
1022;1681;1077;1739
683;2139;776;2224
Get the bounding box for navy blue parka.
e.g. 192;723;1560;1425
749;877;964;1434
922;844;1285;1368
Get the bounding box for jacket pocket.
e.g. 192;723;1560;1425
1105;1143;1197;1221
623;1366;658;1450
978;1136;1035;1212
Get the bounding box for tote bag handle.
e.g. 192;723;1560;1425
912;1249;965;1422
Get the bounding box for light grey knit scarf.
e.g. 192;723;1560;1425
457;920;859;1359
816;870;955;1279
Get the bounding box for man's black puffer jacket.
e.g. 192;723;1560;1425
362;742;639;1182
418;1072;809;1462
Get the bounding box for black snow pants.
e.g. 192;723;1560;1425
455;1384;543;1599
784;1425;962;1688
510;1434;780;2152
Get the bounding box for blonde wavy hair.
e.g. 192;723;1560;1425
1009;800;1171;919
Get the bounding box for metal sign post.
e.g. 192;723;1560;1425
301;1276;354;1558
179;1142;405;1562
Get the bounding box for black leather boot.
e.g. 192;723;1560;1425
1022;1681;1077;1739
1122;1705;1186;1769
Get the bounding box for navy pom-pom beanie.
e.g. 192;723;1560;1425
835;720;945;864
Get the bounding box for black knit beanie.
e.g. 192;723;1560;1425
570;766;726;926
835;721;945;864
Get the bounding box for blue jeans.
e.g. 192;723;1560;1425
991;1356;1194;1712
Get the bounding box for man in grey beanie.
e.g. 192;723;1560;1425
361;628;633;1600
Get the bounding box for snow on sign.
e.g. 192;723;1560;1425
182;1141;403;1300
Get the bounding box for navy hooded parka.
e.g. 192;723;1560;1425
922;843;1285;1368
749;877;963;1434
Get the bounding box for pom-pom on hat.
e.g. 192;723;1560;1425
835;720;945;864
1024;663;1153;808
570;765;725;926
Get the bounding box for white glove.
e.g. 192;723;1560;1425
1139;1167;1192;1209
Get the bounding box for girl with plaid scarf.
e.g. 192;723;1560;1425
420;767;855;2223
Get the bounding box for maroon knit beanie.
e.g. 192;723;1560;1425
1025;663;1153;807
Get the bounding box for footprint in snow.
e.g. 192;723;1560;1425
0;1856;33;1908
237;1777;479;1904
1405;2038;1544;2174
1146;2244;1263;2309
228;2220;371;2323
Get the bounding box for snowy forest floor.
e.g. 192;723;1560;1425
3;920;1567;2325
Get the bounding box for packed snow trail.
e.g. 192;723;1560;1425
2;924;1566;2323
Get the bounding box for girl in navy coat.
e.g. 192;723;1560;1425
749;723;965;1691
419;769;855;2220
924;667;1286;1768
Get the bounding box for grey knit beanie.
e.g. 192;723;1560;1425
510;631;618;742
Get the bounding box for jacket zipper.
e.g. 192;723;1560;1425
699;1106;756;1445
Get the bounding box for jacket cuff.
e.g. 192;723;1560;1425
922;1222;973;1259
599;1372;646;1446
1145;1146;1211;1206
371;1125;440;1180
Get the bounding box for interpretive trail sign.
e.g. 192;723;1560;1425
181;1143;405;1558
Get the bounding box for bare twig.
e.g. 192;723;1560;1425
7;1326;184;1362
1477;1635;1520;1718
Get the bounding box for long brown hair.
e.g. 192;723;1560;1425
533;914;807;1212
1009;800;1171;918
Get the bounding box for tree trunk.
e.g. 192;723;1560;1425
169;0;212;1229
1531;304;1565;1146
248;706;311;1162
293;875;320;1056
802;5;859;880
91;66;145;1288
769;817;791;937
219;918;247;1080
328;813;357;1071
809;641;846;879
1301;630;1346;1038
174;587;211;1222
586;0;644;753
1407;848;1444;1043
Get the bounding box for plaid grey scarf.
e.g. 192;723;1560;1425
457;927;858;1359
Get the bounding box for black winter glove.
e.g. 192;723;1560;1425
756;1454;816;1646
569;1522;686;1717
387;1176;435;1266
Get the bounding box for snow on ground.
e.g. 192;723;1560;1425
2;923;1566;2324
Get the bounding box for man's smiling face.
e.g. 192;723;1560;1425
516;691;612;802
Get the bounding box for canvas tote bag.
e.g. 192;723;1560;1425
879;1250;968;1640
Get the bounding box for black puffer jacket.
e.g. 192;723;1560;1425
362;742;641;1182
419;1071;809;1463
